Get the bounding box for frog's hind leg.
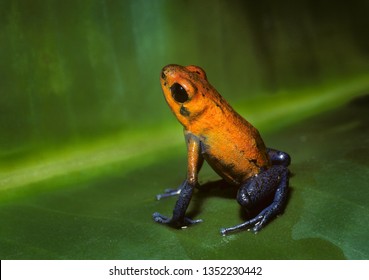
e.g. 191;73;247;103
220;165;289;235
266;148;291;167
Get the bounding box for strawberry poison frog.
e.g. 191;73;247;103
153;64;291;235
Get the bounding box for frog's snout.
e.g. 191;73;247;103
161;64;183;81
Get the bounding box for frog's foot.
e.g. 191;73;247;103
221;165;289;236
220;205;281;235
156;188;181;200
153;212;202;228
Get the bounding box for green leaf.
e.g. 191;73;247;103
1;95;368;259
1;0;369;260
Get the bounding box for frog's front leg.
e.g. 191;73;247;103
153;179;202;227
153;133;203;228
221;165;289;235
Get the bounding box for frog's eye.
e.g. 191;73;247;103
170;83;189;103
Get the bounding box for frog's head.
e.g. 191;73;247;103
160;64;210;128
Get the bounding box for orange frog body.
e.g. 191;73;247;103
153;64;291;235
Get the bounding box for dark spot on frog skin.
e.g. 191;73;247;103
161;71;166;79
214;102;224;113
180;105;191;117
248;158;261;169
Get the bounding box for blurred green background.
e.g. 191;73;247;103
0;0;368;259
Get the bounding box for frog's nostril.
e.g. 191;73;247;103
161;71;166;79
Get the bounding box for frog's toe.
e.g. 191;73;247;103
156;188;181;200
152;212;171;224
220;216;259;235
183;217;203;226
153;212;202;228
220;227;228;236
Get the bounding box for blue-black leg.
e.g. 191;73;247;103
153;180;202;228
220;165;289;235
267;148;291;167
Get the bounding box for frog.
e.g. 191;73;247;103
153;64;291;235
